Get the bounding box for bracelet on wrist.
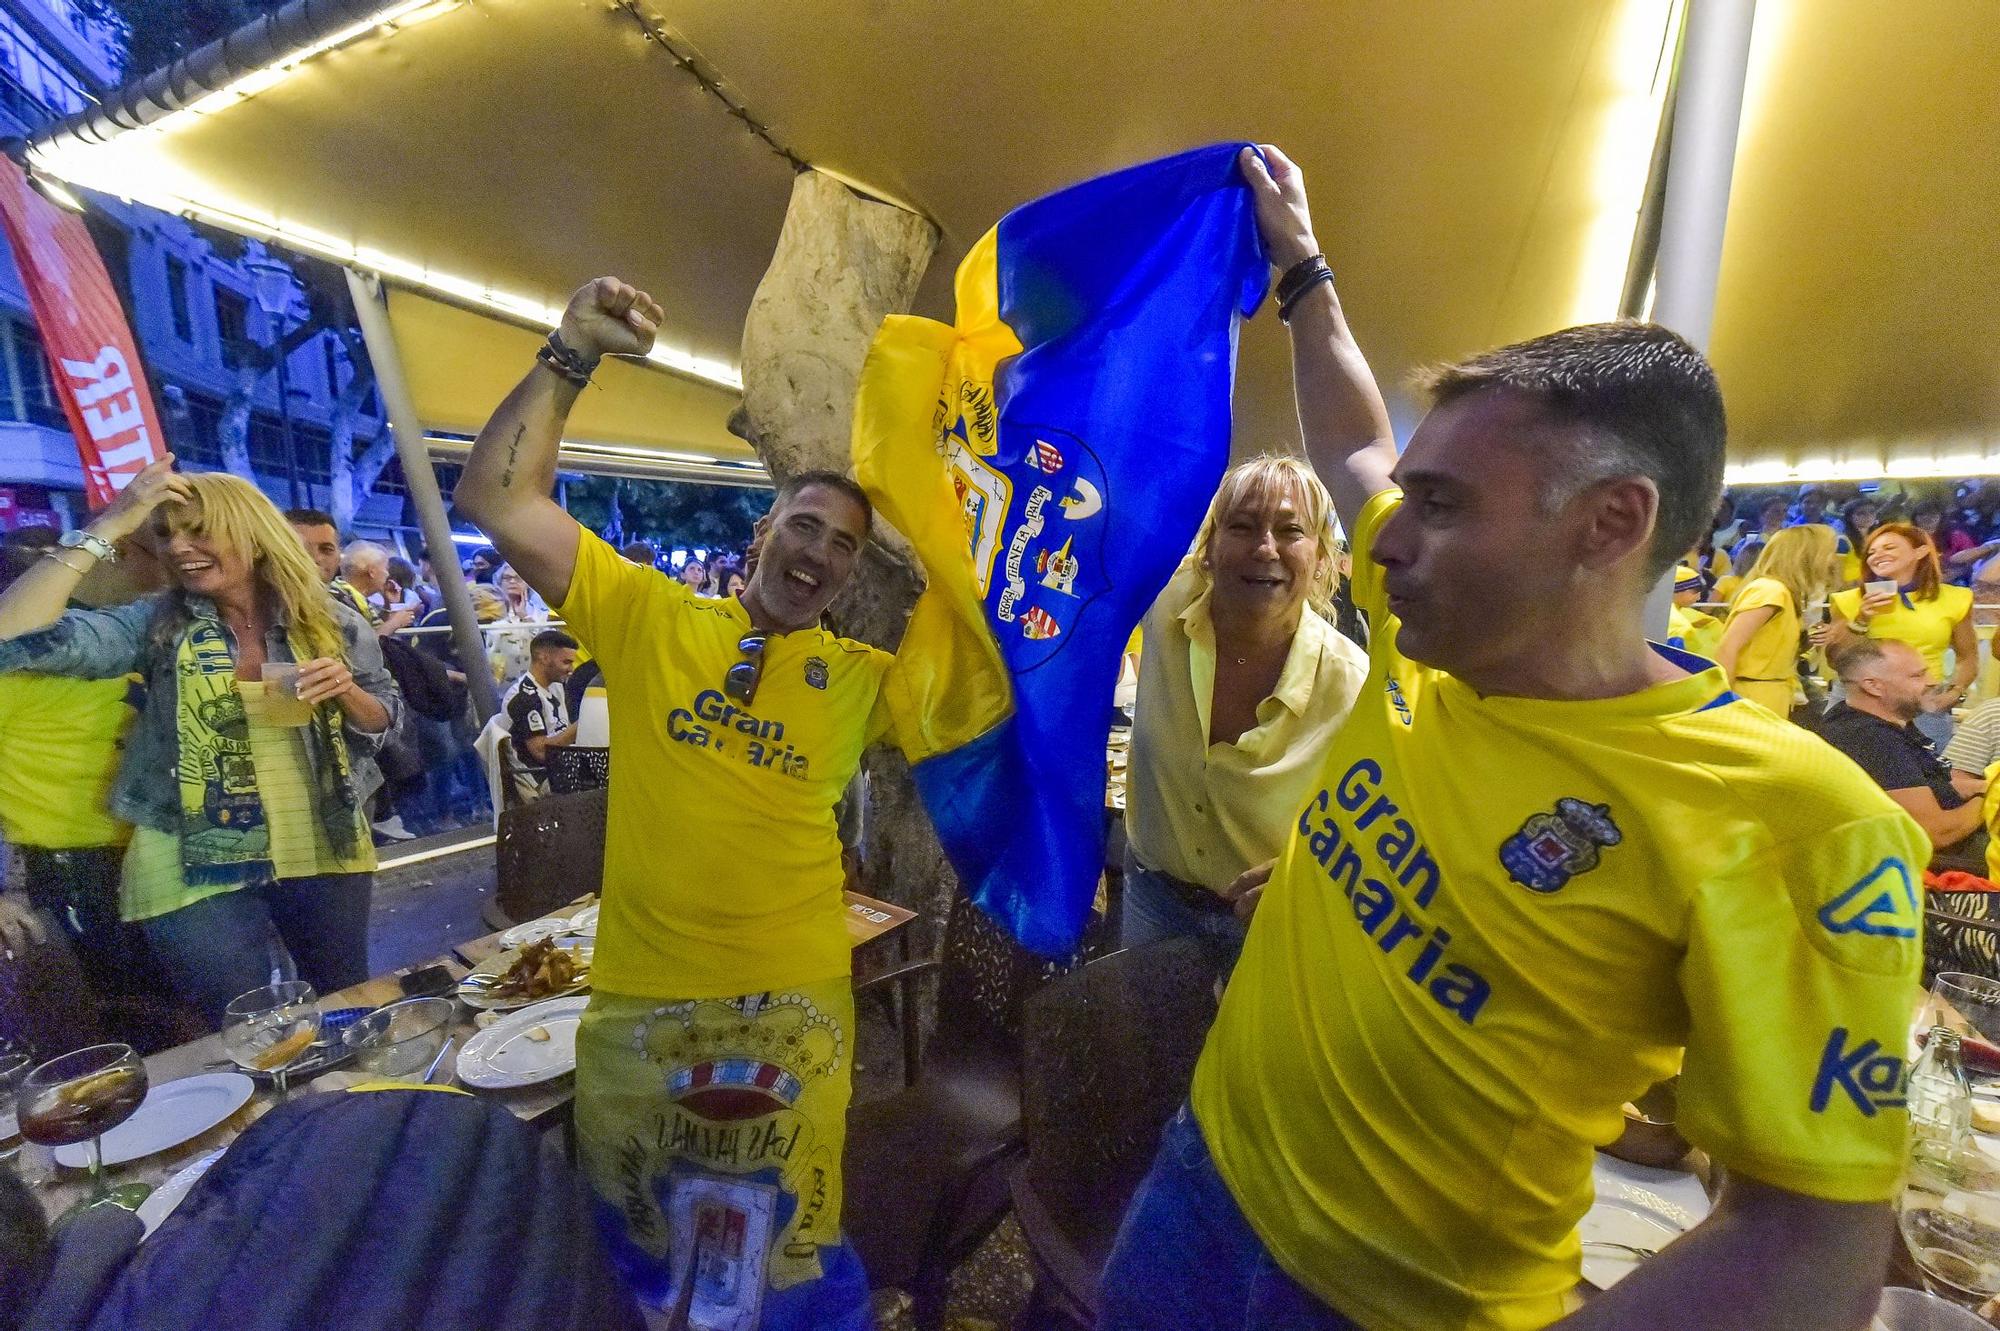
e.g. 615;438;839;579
538;330;599;387
1278;267;1336;324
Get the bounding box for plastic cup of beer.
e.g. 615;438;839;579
260;662;315;727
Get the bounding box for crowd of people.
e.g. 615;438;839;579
0;141;1986;1329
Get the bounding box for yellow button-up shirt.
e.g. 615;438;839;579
1125;563;1368;892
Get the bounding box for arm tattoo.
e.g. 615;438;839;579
500;424;524;488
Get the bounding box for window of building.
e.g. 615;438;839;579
165;255;193;341
214;287;249;352
12;321;64;429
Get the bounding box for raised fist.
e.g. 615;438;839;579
558;277;666;361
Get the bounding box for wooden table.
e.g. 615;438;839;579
39;891;920;1221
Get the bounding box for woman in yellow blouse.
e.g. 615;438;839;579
1715;525;1838;719
1829;521;1978;744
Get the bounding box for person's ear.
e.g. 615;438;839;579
1568;475;1660;574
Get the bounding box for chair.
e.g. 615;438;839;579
1010;938;1218;1330
843;893;1081;1330
494;786;608;924
1925;899;2000;986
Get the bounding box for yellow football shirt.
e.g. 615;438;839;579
1665;604;1722;662
558;529;908;998
1720;576;1802;717
1190;491;1926;1331
0;673;137;848
1830;583;1973;681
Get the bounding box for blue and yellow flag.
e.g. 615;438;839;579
857;144;1268;957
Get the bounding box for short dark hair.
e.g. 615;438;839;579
775;470;873;533
387;556;416;585
0;527;57;595
284;508;337;530
619;540;658;567
1416;321;1726;578
530;630;578;656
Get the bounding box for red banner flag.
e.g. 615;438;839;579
0;158;165;507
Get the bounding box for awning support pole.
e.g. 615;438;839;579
344;267;500;722
1647;0;1757;636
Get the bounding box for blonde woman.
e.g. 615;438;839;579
0;459;401;1023
1714;524;1838;718
1123;455;1368;978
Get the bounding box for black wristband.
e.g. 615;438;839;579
1275;253;1331;305
1278;268;1336;324
538;330;599;387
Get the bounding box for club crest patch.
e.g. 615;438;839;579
1499;798;1622;894
803;656;829;690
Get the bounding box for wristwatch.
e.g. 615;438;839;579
57;530;119;564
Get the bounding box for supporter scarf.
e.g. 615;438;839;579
174;617;360;885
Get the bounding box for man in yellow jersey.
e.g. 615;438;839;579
456;277;926;1330
1100;146;1927;1331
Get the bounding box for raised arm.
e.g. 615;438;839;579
453;278;665;608
0;456;187;641
1237;146;1398;538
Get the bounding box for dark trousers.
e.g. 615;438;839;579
139;872;374;1026
19;846;171;1001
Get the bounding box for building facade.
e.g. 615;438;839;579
0;0;405;535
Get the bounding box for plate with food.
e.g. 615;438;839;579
456;996;588;1089
458;937;593;1011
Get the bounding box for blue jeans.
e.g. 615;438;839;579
140;873;373;1025
1101;1106;1359;1330
1121;850;1248;981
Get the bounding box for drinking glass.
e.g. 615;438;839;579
0;1039;34;1167
1899;1129;2000;1308
221;980;321;1098
16;1043;150;1214
1926;973;2000;1075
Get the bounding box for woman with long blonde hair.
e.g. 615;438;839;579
0;459;401;1023
1123;454;1368;980
1714;523;1838;718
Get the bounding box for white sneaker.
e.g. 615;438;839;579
372;815;416;841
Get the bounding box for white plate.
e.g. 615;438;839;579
456;997;588;1089
135;1147;224;1238
458;941;593;1011
1578;1153;1711;1290
54;1072;253;1169
569;904;599;932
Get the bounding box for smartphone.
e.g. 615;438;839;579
398;964;457;999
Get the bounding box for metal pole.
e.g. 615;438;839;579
1645;0;1756;639
1651;0;1757;351
343;268;500;721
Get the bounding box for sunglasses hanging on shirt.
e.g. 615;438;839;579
725;631;769;707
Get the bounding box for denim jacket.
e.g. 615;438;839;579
0;591;403;835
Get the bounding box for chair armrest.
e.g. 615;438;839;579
853;958;940;997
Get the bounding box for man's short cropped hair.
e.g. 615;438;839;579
1831;637;1894;685
284;508;338;530
1415;321;1726;578
530;630;579;656
775;470;873;533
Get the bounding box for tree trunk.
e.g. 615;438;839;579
732;171;952;952
217;361;259;480
328;331;388;534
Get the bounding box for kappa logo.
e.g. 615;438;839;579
1817;859;1918;939
803;656;828;691
1809;1026;1907;1117
1497;798;1621;894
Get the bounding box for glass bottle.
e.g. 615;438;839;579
1910;1025;1974;1165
